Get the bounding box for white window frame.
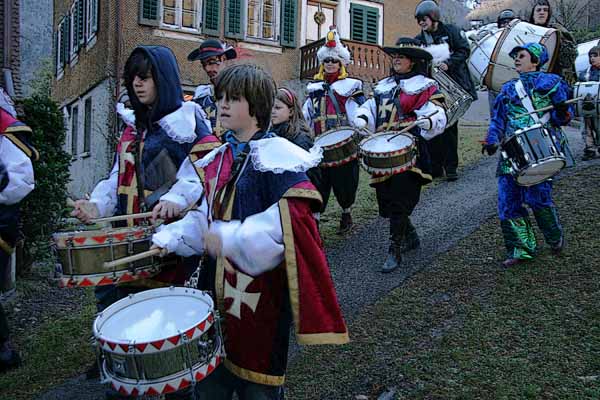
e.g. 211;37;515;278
71;104;80;157
83;96;93;155
160;0;202;33
245;0;280;43
56;19;64;78
86;0;99;44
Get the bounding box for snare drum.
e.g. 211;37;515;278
502;124;566;186
485;20;559;92
359;132;417;176
53;225;165;288
314;127;358;168
433;68;473;127
94;287;224;397
573;81;600;118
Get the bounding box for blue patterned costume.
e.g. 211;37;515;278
486;46;573;261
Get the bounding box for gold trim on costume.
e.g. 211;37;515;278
278;199;301;331
0;237;14;254
297;331;350;345
281;188;323;204
224;359;285;386
189;142;221;163
3;133;37;160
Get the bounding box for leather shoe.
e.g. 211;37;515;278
446;172;458;182
337;212;353;234
550;236;564;255
502;258;524;267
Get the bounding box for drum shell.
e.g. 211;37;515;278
314;128;359;168
574;82;600;118
468;28;502;87
433;68;473;127
359;132;417;176
501;125;566;186
485;20;559;92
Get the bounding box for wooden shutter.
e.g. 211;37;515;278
350;3;379;45
91;0;99;34
139;0;160;26
72;5;79;53
280;0;296;48
62;18;70;66
225;0;243;39
203;0;221;36
78;0;85;45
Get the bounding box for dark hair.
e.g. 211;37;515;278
123;49;157;131
274;87;313;139
214;64;276;132
529;0;552;26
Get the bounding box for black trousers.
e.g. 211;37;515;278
317;159;359;212
427;122;459;176
374;172;422;243
0;249;11;342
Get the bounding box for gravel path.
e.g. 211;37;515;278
38;109;589;399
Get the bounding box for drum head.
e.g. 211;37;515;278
517;158;565;186
94;287;213;344
361;132;413;153
315;128;355;148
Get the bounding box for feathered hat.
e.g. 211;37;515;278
314;26;351;80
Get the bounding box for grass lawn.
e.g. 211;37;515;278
0;123;488;399
286;165;600;399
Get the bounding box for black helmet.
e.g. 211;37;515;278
415;1;441;22
497;9;515;23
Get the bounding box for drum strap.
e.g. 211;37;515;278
515;80;550;125
325;85;344;127
585;67;591;82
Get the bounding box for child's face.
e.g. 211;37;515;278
218;96;254;132
271;99;291;125
417;16;435;32
590;52;600;68
132;74;157;105
513;50;538;73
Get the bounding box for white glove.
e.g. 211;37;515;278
353;116;367;129
415;117;432;130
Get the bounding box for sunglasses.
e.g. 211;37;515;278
323;58;339;64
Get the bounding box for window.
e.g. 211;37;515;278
84;98;92;153
350;3;379;45
86;0;99;41
161;0;202;31
71;105;79;155
247;0;276;40
70;3;77;57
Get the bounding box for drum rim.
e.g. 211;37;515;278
53;225;156;247
94;287;215;354
515;158;565;186
315;127;357;149
57;264;162;288
359;131;416;157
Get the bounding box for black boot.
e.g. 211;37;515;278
0;340;21;373
400;220;420;253
337;212;353;234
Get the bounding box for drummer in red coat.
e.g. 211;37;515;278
152;64;348;399
351;37;447;274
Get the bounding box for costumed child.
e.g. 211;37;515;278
152;64;348;399
482;43;573;267
351;37;447;273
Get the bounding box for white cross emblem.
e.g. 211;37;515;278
224;272;261;319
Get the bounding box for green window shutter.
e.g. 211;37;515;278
62;18;70;65
203;0;221;36
280;0;296;48
78;0;85;45
139;0;159;26
73;6;79;53
91;0;99;34
225;0;243;39
350;3;378;44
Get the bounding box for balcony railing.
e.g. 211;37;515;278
300;38;391;83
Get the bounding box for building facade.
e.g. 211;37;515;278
52;0;421;196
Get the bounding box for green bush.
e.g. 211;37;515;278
573;29;600;44
17;95;71;273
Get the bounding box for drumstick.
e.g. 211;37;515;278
386;110;440;142
89;211;155;224
103;248;163;269
514;97;584;119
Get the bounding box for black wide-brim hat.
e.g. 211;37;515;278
383;37;433;62
187;39;237;61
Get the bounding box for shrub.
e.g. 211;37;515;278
17;95;71;274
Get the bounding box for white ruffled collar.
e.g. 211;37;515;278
157;101;200;144
374;75;437;96
194;84;213;99
306;78;362;97
116;103;136;128
195;137;322;174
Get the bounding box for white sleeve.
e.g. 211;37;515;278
302;98;314;126
354;98;377;133
152;197;209;257
0;137;34;205
210;202;284;276
159;157;202;209
415;100;447;141
89;156;119;217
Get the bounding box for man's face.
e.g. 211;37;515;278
132;74;157;105
392;54;414;74
514;50;538;73
417;16;435;32
201;56;225;83
590;52;600;68
533;5;550;25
